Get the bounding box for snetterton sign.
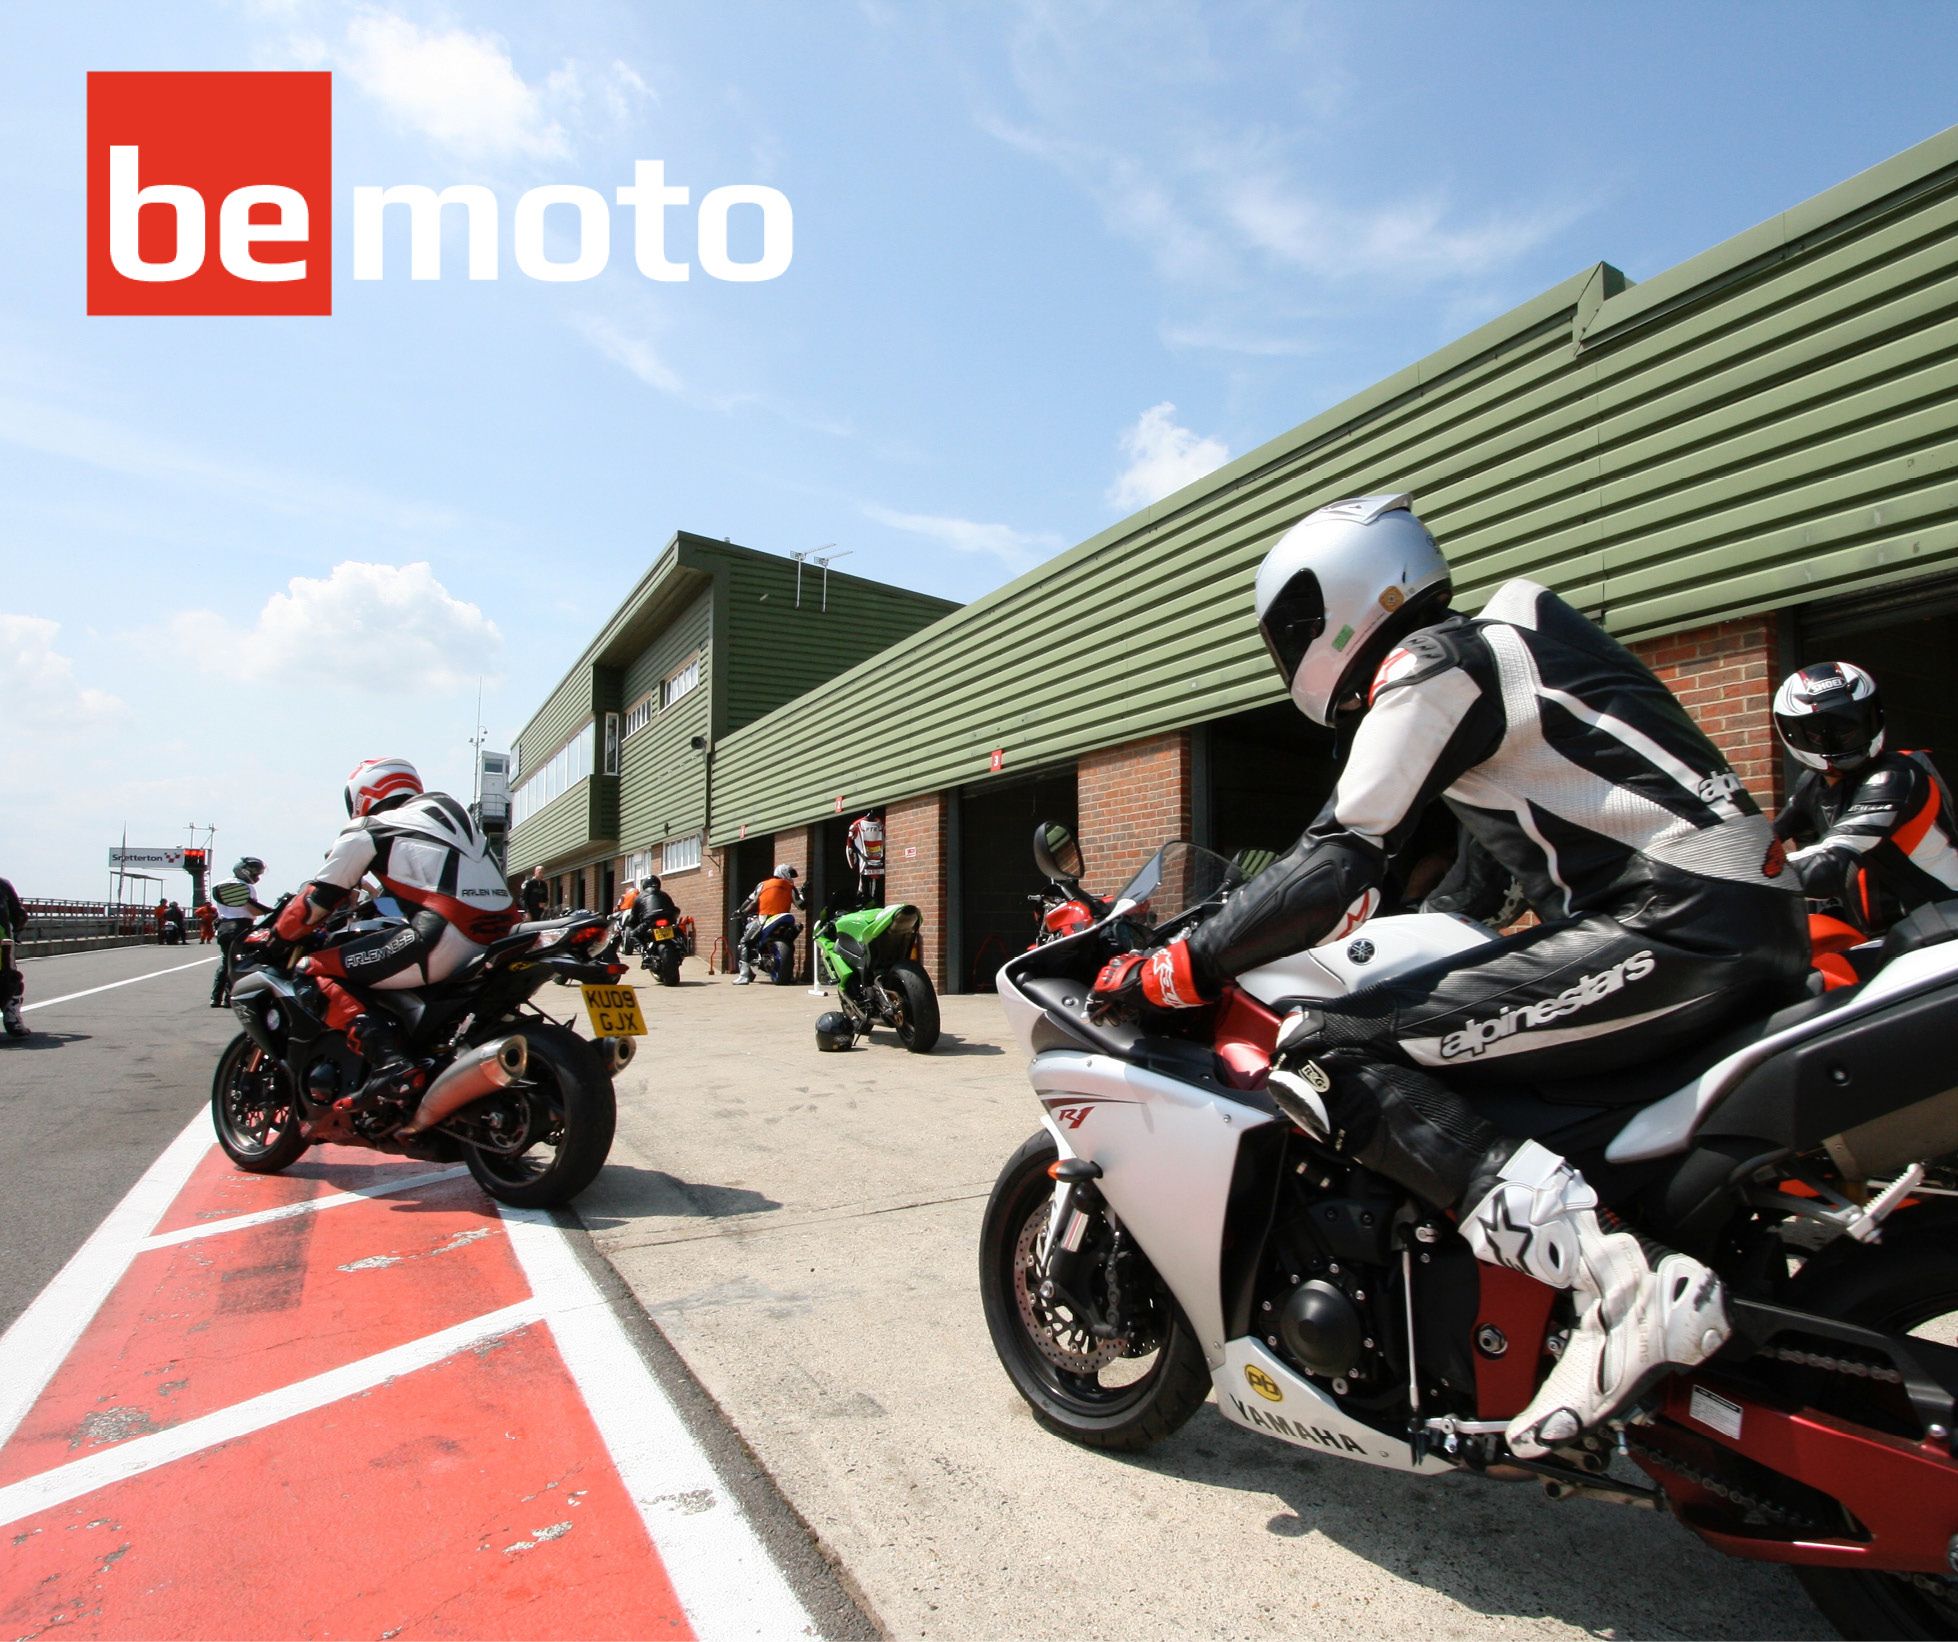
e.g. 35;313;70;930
109;847;186;869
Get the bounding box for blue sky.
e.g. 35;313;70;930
5;0;1956;898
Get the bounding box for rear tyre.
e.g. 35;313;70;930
885;961;940;1053
210;1032;308;1173
979;1130;1210;1451
458;1023;616;1208
655;951;681;987
768;941;796;985
1786;1229;1958;1639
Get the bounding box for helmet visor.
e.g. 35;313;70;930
1258;570;1327;686
1778;703;1874;759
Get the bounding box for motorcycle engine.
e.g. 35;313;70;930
1260;1163;1404;1397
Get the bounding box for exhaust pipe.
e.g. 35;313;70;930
397;1035;528;1136
597;1035;636;1077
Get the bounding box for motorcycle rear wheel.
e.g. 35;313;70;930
767;940;797;985
210;1031;308;1173
457;1023;616;1208
979;1129;1209;1451
883;961;940;1053
1786;1230;1958;1639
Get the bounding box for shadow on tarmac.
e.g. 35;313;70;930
577;1165;783;1229
1110;1421;1828;1638
924;1034;1005;1058
0;1031;91;1051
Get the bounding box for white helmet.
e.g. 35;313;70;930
1773;662;1884;772
345;756;423;818
1254;493;1451;726
774;863;798;880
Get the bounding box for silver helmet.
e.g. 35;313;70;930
1254;493;1451;727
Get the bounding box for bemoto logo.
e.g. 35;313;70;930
1439;950;1656;1060
88;71;794;317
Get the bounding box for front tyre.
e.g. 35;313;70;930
884;961;940;1053
456;1023;616;1208
210;1032;308;1173
978;1130;1210;1451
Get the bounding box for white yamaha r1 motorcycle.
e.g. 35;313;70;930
983;830;1958;1640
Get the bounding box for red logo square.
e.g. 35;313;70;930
87;72;332;316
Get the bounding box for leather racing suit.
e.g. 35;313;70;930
1184;578;1809;1213
279;792;516;1036
1773;749;1958;932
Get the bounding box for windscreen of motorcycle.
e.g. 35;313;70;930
1115;841;1237;927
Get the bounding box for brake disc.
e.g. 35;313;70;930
1013;1208;1125;1374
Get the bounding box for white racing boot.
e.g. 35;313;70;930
1462;1140;1730;1460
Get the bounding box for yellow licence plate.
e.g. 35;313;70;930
652;925;675;941
582;983;648;1036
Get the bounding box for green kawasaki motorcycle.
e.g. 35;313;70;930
811;903;940;1053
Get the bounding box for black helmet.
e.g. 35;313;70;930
235;856;265;883
643;875;660;891
814;1011;855;1052
1773;662;1883;773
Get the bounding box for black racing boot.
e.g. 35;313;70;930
337;1013;425;1117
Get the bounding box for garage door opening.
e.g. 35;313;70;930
1797;575;1958;768
1198;702;1336;862
956;766;1078;993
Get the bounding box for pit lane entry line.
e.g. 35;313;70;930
0;1111;211;1451
21;955;219;1012
139;1164;472;1250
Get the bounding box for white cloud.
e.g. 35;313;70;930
0;391;461;537
171;562;503;695
862;504;1064;572
571;315;685;395
342;8;572;161
0;615;124;729
1107;403;1230;513
1161;320;1318;358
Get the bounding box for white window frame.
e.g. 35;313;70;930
603;712;620;776
510;720;594;829
662;833;702;874
623;693;655;739
661;655;702;710
624;849;654;883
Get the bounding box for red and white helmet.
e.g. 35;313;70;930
345;757;423;818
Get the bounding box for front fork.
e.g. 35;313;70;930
1040;1157;1107;1324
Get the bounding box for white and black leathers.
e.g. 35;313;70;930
1189;579;1808;1206
311;791;515;990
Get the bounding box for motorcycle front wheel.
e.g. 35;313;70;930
210;1031;308;1173
978;1129;1209;1451
455;1023;616;1208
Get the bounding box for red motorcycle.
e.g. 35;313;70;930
1027;822;1109;947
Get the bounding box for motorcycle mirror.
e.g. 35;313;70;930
1032;820;1085;885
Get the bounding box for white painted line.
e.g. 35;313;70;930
0;1112;212;1451
23;957;218;1012
498;1204;817;1642
140;1166;473;1250
0;1299;545;1528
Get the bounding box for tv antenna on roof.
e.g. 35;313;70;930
789;545;835;609
812;548;853;613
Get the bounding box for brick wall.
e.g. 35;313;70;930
1078;731;1194;890
883;793;949;989
1631;616;1784;809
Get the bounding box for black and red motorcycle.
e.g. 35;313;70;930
211;896;635;1208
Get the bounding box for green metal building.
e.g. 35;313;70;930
505;533;959;913
704;126;1958;991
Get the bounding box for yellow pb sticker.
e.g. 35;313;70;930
1244;1364;1284;1403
